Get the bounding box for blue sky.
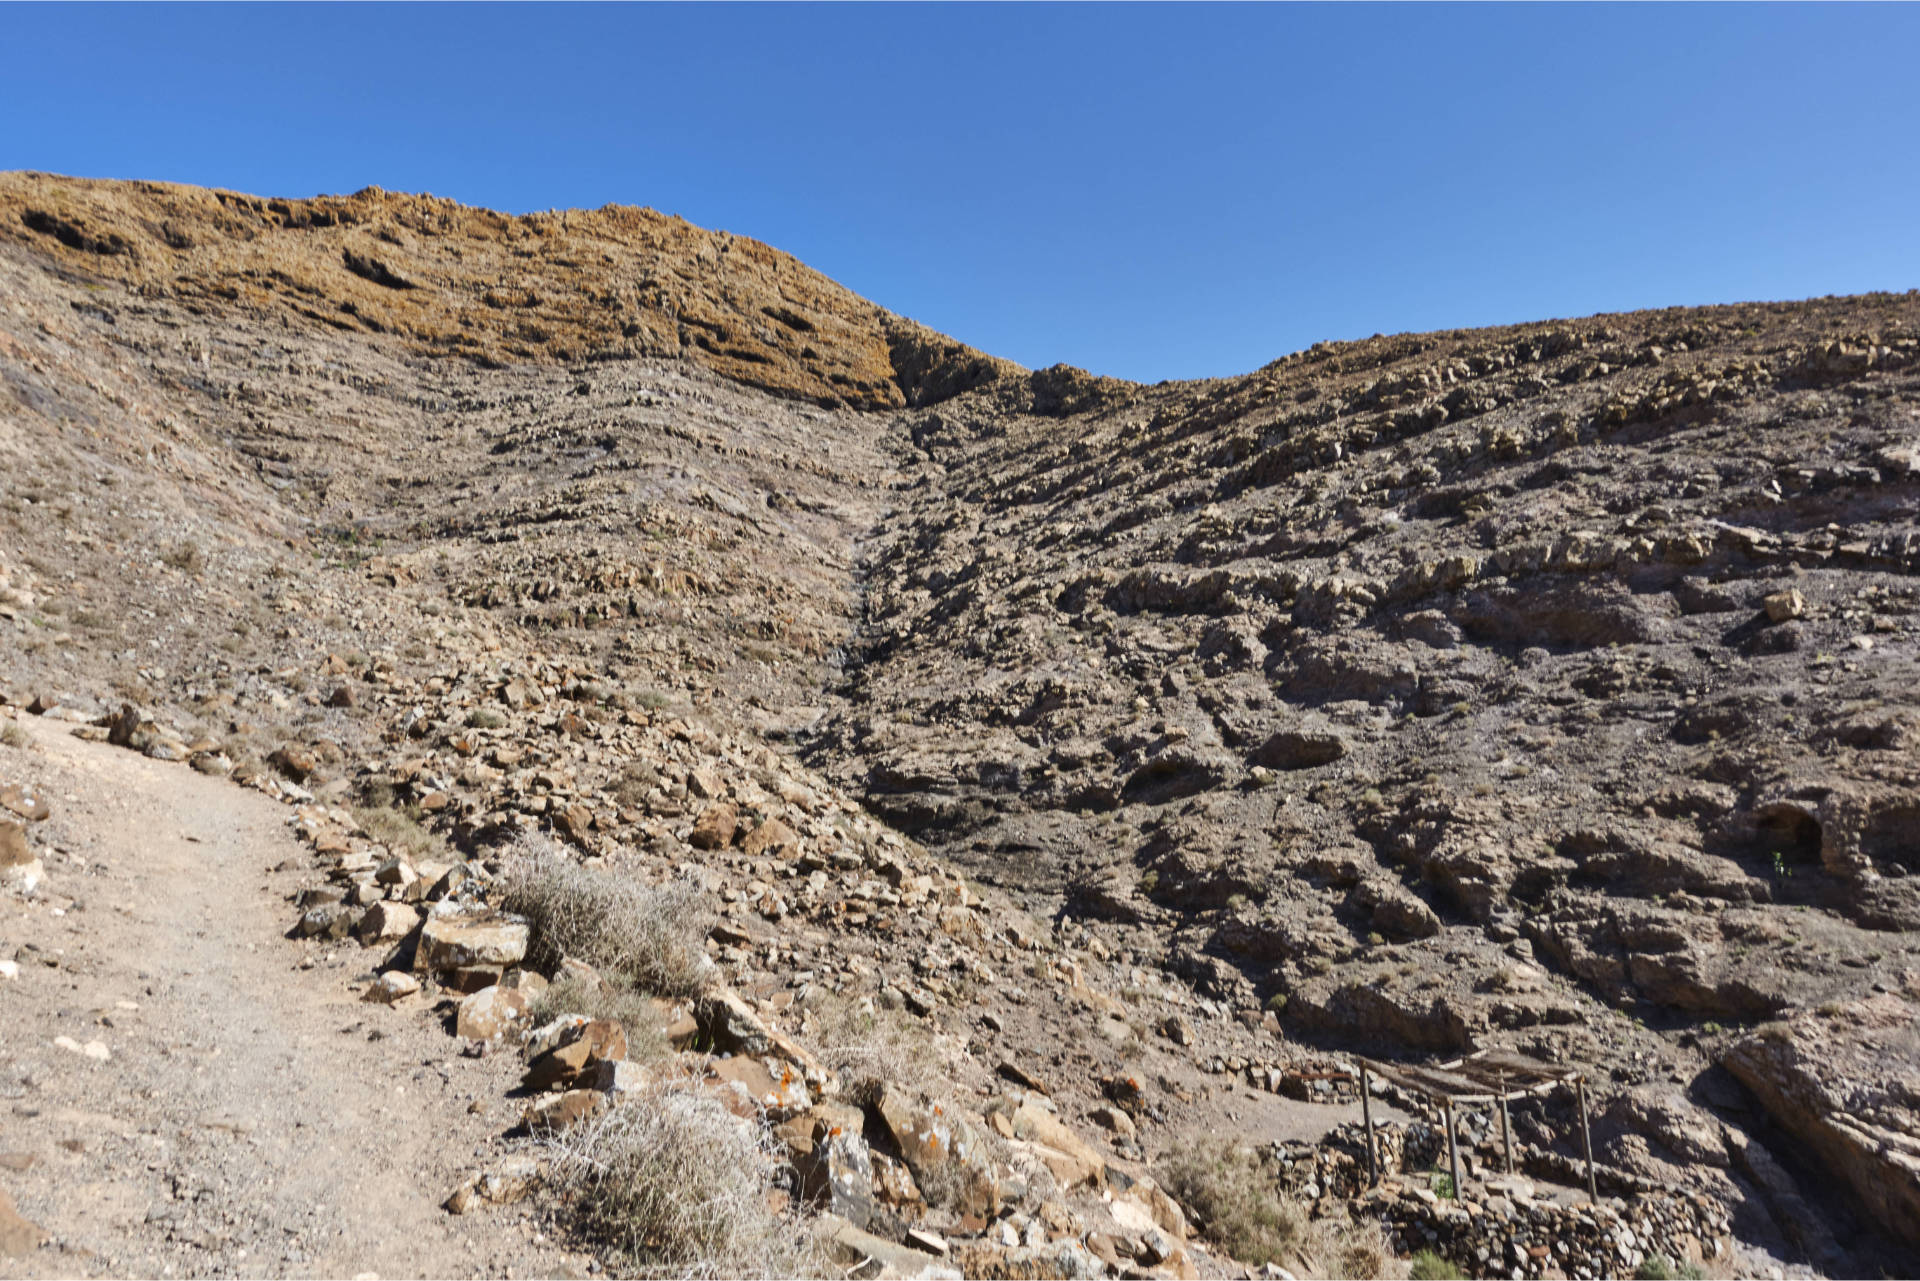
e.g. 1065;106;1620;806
6;4;1917;382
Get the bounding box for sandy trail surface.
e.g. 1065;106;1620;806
0;716;579;1280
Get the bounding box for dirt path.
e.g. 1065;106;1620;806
0;718;582;1280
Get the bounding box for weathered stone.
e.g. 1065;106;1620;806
1007;1098;1106;1189
1763;588;1806;622
0;784;49;822
363;971;421;1003
296;904;352;940
456;984;529;1041
523;1018;628;1091
688;802;738;850
355;899;422;946
522;1088;605;1133
877;1086;1003;1215
820;1213;962;1280
414;904;527;977
1251;725;1348;770
1722;981;1920;1248
708;1054;812;1119
793;1112;877;1230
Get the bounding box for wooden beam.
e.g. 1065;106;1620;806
1444;1098;1462;1203
1360;1063;1378;1186
1498;1078;1514;1175
1576;1076;1598;1203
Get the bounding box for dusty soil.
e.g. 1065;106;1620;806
0;715;586;1280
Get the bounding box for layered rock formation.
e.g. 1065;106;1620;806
3;172;1918;1276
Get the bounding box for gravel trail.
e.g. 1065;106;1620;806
0;716;578;1280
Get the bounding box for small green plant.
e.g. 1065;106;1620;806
1771;849;1792;879
1635;1255;1704;1281
466;707;507;729
1410;1250;1466;1280
1430;1167;1455;1200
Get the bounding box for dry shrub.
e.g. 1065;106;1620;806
0;721;29;750
353;801;446;861
499;838;712;999
798;989;937;1105
1163;1139;1400;1278
542;1083;826;1278
610;760;660;807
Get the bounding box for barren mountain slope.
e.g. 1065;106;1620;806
4;175;1919;1279
818;298;1920;1266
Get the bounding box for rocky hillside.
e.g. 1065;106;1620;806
3;174;1917;1279
0;171;1018;409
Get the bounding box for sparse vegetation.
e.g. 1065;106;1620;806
540;1084;825;1277
528;973;669;1060
466;707;507;729
499;840;712;999
1;720;29;750
610;759;661;807
1636;1255;1705;1281
1410;1249;1466;1280
800;988;937;1105
161;540;204;573
1162;1139;1393;1277
352;801;446;862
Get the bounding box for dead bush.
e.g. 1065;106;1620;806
541;1083;826;1277
161;540;204;574
610;760;661;807
499;840;712;999
1;720;29;750
798;989;938;1106
352;801;446;862
1162;1139;1398;1277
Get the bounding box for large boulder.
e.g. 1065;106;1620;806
1721;975;1920;1248
413;903;527;985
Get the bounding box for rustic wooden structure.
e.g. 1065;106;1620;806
1355;1049;1597;1202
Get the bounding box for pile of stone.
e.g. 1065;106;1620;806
1362;1178;1730;1281
1256;1119;1730;1280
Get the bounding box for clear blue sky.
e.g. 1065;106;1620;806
6;4;1917;382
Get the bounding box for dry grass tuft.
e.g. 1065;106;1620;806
527;973;669;1061
798;989;938;1106
352;801;446;862
540;1083;827;1278
499;839;712;999
0;720;29;750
